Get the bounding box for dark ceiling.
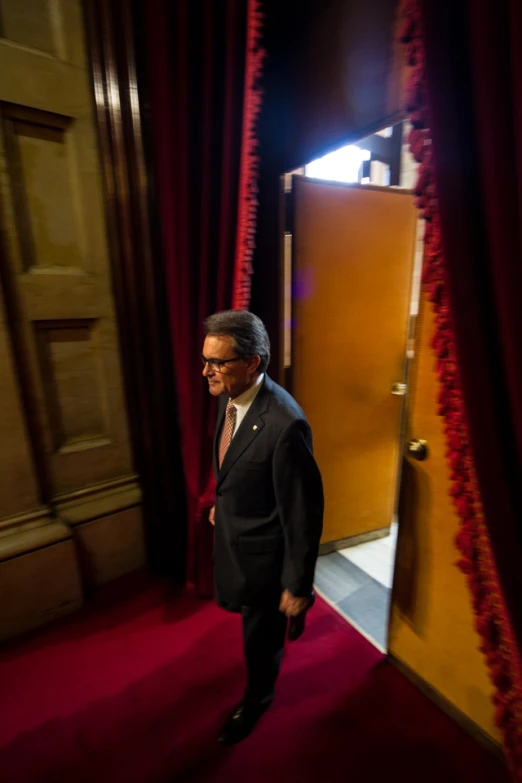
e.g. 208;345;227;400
260;0;402;172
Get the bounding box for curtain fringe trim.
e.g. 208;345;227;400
231;0;266;310
399;1;522;776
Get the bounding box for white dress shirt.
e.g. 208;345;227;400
230;373;265;437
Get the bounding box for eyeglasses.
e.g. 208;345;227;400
200;354;243;373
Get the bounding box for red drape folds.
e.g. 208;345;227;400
144;0;264;595
400;0;522;775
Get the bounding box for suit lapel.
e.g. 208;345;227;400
216;377;272;488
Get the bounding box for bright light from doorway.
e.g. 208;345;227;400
305;145;371;184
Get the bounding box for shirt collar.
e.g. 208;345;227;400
230;373;265;409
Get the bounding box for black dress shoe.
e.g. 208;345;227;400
287;591;316;642
218;700;271;746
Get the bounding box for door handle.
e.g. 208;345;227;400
391;382;407;396
407;439;428;461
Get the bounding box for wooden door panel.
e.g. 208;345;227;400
0;284;43;520
291;177;416;544
388;293;498;739
0;0;144;636
0;1;134;497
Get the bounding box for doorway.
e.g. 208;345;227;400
283;122;423;650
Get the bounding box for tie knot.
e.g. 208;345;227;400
226;400;236;416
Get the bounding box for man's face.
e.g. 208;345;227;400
202;335;259;398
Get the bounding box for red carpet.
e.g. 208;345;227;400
0;574;508;783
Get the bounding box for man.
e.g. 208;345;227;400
202;310;324;746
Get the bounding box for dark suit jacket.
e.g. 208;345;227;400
213;375;324;611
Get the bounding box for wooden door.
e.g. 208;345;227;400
290;176;417;545
388;293;499;739
0;0;143;612
0;2;134;497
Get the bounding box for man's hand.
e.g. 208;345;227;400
209;506;215;526
279;589;311;617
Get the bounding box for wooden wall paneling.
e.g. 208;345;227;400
0;0;146;621
0;243;82;641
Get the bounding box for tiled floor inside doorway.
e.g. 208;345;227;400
314;522;398;650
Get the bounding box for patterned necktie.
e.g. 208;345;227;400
219;400;237;468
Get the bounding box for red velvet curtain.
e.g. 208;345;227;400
420;0;522;633
144;0;263;595
401;0;522;773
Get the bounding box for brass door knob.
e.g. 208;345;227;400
407;438;428;461
391;382;407;396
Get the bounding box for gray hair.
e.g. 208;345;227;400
204;310;271;373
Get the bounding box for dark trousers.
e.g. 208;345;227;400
241;602;288;705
